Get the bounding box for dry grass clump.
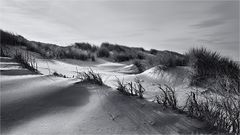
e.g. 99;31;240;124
13;50;39;73
183;92;239;134
52;71;66;78
116;78;131;96
154;77;239;134
184;48;239;133
116;78;145;98
1;46;39;73
77;69;103;85
153;83;239;133
155;84;177;110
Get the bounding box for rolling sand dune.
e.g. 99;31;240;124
1;57;211;134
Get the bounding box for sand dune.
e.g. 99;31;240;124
1;57;211;134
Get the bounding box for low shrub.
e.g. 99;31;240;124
73;42;97;52
158;56;187;69
150;49;158;55
97;47;110;58
133;60;145;73
136;53;145;59
0;29;28;46
113;54;133;62
91;55;95;61
101;42;126;52
0;30;93;61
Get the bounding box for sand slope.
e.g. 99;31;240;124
1;57;211;134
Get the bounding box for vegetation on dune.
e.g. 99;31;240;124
1;29;186;71
52;71;67;78
113;53;133;62
183;91;239;133
152;47;240;134
186;47;240;94
100;42;184;64
150;49;158;55
116;78;129;95
0;29;28;46
76;69;103;85
155;50;187;68
1;46;39;73
158;55;187;69
155;84;177;110
101;42;136;62
13;51;39;73
1;29;239;134
136;53;145;60
91;55;96;61
186;48;239;82
153;82;239;133
1;47;7;57
0;30;95;61
151;47;239;94
133;60;145;73
96;47;110;58
0;45;38;73
73;42;97;52
101;42;126;52
116;77;145;98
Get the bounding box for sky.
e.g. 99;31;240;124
0;0;239;60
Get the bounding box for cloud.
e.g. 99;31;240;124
191;1;238;29
191;18;225;28
0;0;239;60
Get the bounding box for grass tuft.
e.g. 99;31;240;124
186;47;240;94
115;77;145;98
155;84;177;109
13;50;39;73
183;92;239;133
77;69;103;85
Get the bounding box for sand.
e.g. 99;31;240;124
1;57;211;134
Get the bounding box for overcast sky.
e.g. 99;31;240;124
0;0;239;60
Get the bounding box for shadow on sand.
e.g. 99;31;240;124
1;82;90;133
0;69;38;76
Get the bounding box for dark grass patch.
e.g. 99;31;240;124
186;47;240;94
96;47;110;58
